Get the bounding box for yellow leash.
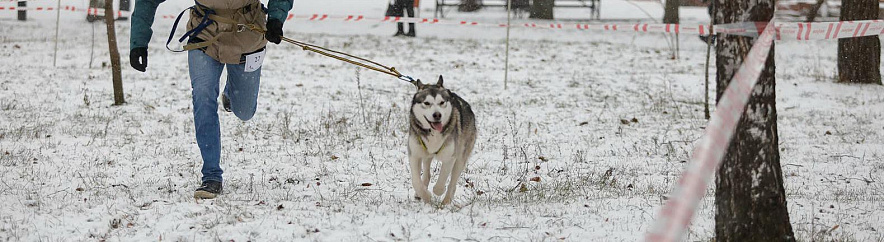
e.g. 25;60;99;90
241;24;416;83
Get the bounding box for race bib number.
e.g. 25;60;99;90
244;49;266;73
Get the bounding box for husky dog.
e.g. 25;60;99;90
408;75;477;205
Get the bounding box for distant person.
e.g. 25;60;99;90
386;0;416;37
129;0;293;199
513;0;529;17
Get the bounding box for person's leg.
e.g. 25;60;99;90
397;23;406;36
395;1;406;36
188;50;225;183
224;61;262;121
406;2;416;37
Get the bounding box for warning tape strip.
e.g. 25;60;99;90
715;20;884;40
266;14;884;39
82;7;127;18
779;20;884;40
274;14;716;34
644;21;777;242
0;5;127;17
272;14;884;39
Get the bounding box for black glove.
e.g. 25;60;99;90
130;47;148;72
265;19;284;44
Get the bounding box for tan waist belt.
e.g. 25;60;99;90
182;2;265;51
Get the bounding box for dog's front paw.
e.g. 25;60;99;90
441;195;452;205
414;190;432;203
432;183;446;196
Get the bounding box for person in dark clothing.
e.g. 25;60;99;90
386;0;416;37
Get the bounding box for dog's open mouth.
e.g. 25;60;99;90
427;118;444;132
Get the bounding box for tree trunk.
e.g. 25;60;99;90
105;0;125;105
838;0;881;84
713;0;795;241
663;0;679;24
458;0;482;12
530;0;554;19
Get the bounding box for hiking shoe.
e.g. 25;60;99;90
220;94;232;112
405;31;416;37
194;180;223;199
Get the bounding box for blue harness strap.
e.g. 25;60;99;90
165;1;215;52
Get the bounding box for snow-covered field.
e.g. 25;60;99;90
1;0;883;241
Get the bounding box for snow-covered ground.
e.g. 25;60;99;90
1;0;883;241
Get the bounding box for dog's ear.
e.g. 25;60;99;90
436;75;444;88
414;79;424;90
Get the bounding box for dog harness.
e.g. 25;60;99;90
418;137;446;155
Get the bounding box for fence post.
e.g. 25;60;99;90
504;0;512;90
54;0;61;67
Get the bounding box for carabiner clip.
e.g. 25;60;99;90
398;75;416;83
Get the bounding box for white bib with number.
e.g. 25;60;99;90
244;49;266;73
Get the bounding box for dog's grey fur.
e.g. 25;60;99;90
407;76;477;205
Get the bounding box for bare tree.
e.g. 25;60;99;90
663;0;679;24
713;0;795;241
530;0;554;19
104;0;124;105
838;0;881;84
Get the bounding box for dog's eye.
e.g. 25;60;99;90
423;102;430;106
439;101;446;106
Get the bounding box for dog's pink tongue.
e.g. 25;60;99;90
432;123;443;132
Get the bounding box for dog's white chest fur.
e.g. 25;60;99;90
421;131;448;154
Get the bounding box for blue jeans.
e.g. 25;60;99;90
188;50;262;183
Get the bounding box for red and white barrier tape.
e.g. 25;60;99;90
263;13;717;34
0;6;51;10
82;7;126;18
778;20;884;40
0;4;127;17
716;20;884;40
644;21;777;242
275;14;884;39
